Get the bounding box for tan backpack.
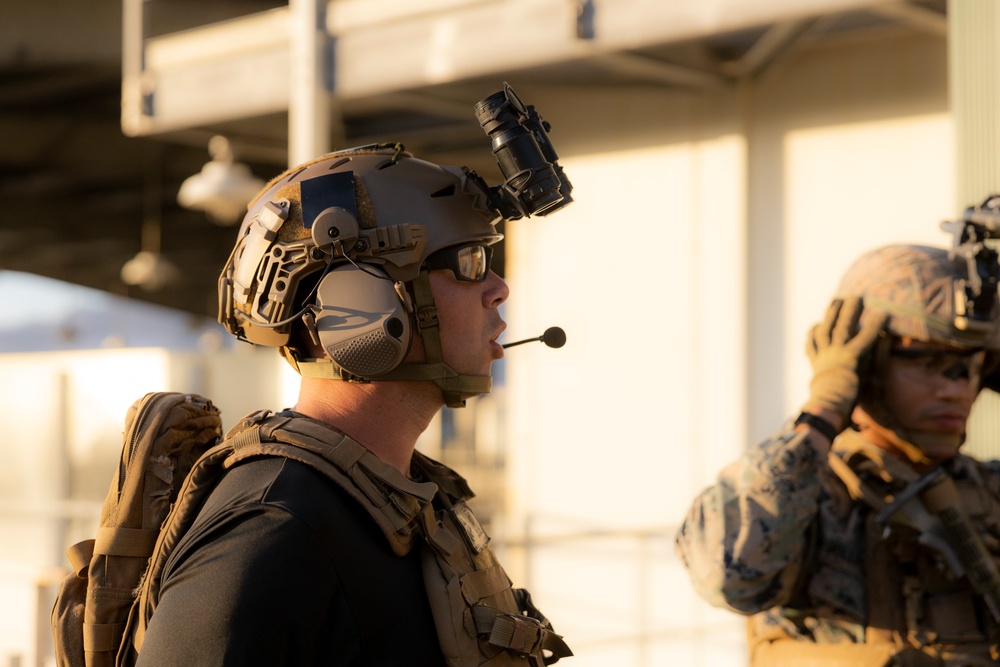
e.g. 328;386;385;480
50;392;223;667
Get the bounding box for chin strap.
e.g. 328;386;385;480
285;269;492;408
396;269;490;407
378;363;492;407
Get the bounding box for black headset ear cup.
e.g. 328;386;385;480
313;264;411;377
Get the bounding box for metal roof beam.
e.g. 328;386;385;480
722;19;820;79
869;1;947;38
123;0;905;136
591;52;731;90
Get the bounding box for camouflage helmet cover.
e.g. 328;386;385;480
835;244;1000;350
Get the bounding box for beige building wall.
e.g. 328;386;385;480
500;23;955;666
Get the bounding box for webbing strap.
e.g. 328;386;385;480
94;527;159;558
231;423;263;450
471;605;542;653
132;442;236;652
470;605;571;661
380;362;492;393
66;539;94;577
411;270;464;408
83;620;125;653
381;489;423;532
461;565;512;605
292;354;493;397
411;270;441;344
342;453;412;534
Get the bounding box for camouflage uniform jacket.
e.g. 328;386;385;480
675;420;1000;659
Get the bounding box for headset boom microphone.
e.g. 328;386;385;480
501;326;566;349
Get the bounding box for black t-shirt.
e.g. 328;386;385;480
136;456;445;666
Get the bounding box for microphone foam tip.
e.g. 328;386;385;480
542;326;566;348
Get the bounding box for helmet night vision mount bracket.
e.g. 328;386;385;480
472;81;573;221
942;194;1000;333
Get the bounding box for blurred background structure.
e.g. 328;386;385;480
4;0;1000;665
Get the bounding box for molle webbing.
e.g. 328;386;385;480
470;590;573;661
414;453;571;666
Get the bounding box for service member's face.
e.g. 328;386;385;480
875;336;984;461
427;267;509;379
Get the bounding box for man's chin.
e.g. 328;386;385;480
910;431;964;462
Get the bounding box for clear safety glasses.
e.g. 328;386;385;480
424;243;494;282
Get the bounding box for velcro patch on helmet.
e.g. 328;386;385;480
301;171;357;229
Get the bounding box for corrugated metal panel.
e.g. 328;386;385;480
949;0;1000;207
949;0;1000;462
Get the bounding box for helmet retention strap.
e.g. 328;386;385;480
411;270;465;407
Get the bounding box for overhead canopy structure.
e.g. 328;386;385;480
0;0;946;316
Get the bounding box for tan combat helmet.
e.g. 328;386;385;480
218;85;572;407
835;196;1000;460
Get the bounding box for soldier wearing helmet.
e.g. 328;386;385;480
676;196;1000;666
136;86;573;667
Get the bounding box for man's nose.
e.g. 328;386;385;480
934;361;980;399
941;360;972;382
485;270;509;307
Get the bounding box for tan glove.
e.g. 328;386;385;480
805;297;887;421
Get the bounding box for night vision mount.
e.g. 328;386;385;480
472;82;573;221
942;194;1000;332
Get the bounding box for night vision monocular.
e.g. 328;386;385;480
474;82;573;221
942;194;1000;332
